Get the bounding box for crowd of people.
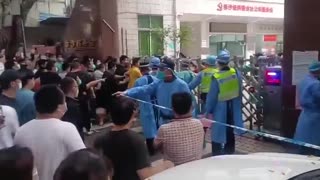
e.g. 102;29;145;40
0;47;245;180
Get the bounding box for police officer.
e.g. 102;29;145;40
205;50;243;156
189;55;218;113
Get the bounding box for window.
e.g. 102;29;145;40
138;15;163;56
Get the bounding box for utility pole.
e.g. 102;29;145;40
172;0;177;58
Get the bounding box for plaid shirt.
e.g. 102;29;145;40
156;118;204;165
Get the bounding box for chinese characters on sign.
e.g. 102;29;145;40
64;39;97;49
217;2;274;13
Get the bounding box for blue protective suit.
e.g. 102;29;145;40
176;70;195;84
205;70;243;144
294;75;320;146
176;70;199;116
126;75;191;125
189;72;204;115
188;72;203;90
133;75;158;139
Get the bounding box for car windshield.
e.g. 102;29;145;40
289;169;320;180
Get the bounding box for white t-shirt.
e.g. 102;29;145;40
0;106;19;149
14;119;85;180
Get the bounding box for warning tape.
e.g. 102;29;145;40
123;95;320;151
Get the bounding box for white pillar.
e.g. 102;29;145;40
200;21;210;59
246;23;256;59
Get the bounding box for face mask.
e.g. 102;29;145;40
150;70;158;76
76;76;82;85
18;82;22;89
156;71;166;80
13;64;21;70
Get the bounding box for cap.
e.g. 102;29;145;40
149;57;161;68
159;58;175;70
139;62;150;68
309;61;320;72
217;50;231;63
0;69;21;85
206;55;217;66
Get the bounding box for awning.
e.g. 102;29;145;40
40;17;69;26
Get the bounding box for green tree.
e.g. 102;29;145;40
156;25;192;56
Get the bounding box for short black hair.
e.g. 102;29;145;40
107;61;116;70
4;60;15;70
61;62;70;71
54;149;109;180
132;57;140;66
0;146;34;180
70;61;81;70
172;92;192;115
96;64;105;70
34;85;65;114
110;97;136;125
162;58;175;70
37;59;47;69
60;77;76;94
119;55;128;62
18;69;34;88
46;60;56;71
0;69;20;90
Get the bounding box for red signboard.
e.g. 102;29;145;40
264;35;277;42
217;2;274;13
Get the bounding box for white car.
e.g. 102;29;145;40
149;153;320;180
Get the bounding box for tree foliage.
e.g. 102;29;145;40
156;25;192;51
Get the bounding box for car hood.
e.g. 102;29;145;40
149;153;320;180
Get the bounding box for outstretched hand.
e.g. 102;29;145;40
112;91;126;97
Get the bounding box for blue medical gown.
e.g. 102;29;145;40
189;72;203;90
188;72;204;115
126;77;191;125
176;70;199;116
133;75;158;139
294;75;320;145
205;70;243;144
176;70;195;84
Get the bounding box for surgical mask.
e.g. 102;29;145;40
76;76;82;85
156;71;165;80
18;82;22;89
150;70;158;76
13;64;20;70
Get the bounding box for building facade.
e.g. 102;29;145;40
1;0;284;58
177;0;284;58
117;0;284;58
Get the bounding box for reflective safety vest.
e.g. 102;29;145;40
200;67;218;93
213;68;240;101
